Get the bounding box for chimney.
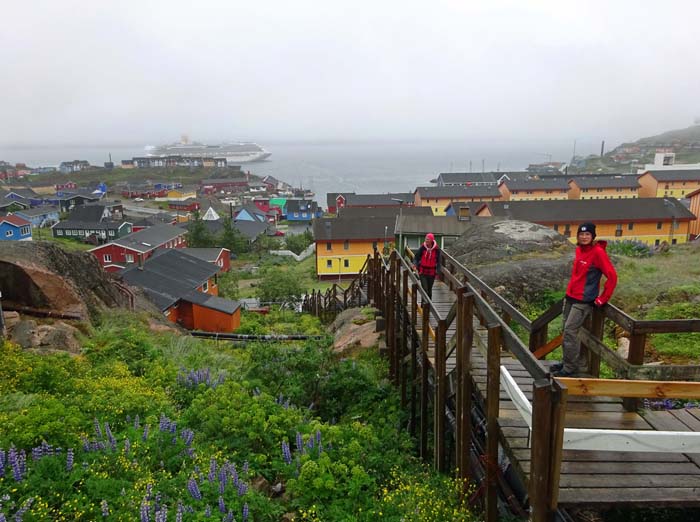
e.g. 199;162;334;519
600;140;605;157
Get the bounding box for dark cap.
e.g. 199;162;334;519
577;222;596;238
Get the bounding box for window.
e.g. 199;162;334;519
553;224;559;231
202;281;209;292
322;242;331;251
57;230;63;236
372;241;377;250
656;222;663;230
673;221;680;230
5;230;12;237
21;226;30;235
326;260;333;268
109;230;115;236
294;212;299;218
655;239;660;246
344;240;349;250
628;223;634;231
344;259;349;268
103;254;112;262
126;254;134;263
615;224;623;237
672;238;677;245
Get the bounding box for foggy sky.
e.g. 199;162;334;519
2;0;699;148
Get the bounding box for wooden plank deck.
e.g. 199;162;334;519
407;277;700;508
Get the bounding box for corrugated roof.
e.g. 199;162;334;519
478;197;696;222
415;185;502;198
437;172;498;184
640;170;700;182
313;216;396;241
337;206;432;219
0;215;31;227
500;178;571;190
570;175;640;189
395;215;473;235
110;224;186;253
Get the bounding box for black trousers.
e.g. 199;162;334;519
420;275;435;299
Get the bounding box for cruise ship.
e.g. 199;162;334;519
146;136;271;164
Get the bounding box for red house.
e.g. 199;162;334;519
89;223;187;272
169;199;201;212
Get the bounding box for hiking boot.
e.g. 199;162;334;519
553;369;576;378
550;362;563;372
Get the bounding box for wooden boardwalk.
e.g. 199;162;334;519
419;278;700;508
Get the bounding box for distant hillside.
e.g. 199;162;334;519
633;124;700;146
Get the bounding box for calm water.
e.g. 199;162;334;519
1;140;576;204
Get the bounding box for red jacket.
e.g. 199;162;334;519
566;240;617;304
415;242;441;277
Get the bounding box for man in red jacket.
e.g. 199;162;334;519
413;233;441;300
552;222;617;378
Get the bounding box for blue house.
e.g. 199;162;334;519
0;215;33;241
285;199;322;222
234;205;268;223
13;206;61;228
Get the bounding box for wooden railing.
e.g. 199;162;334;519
306;246;700;521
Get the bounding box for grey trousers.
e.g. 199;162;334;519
562;300;593;374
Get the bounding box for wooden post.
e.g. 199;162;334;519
401;269;409;406
411;282;419;438
420;301;430;461
624;332;646;411
434;318;447;472
548;381;568;512
387;255;395;380
456;291;474;483
485;325;501;522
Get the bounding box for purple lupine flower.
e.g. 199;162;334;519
101;500;110;517
181;429;195;447
140;499;150;522
223;511;234;522
12;497;34;522
8;446;22;482
81;436;90;452
0;448;5;478
18;450;26;479
105;423;117;451
306;437;314;451
295;432;304;453
187;478;202;501
0;513;6;522
134;414;141;430
204;504;211;517
124;438;131;454
146;483;153;501
282;441;292;465
31;446;42;462
217;467;228;494
155;508;167;522
208;457;217;483
242;503;249;522
218;496;226;513
175;503;183;522
237;481;247;496
94;418;103;439
316;430;322;446
242;460;248;474
66;448;74;472
228;463;238;485
142;425;150;441
159;414;169;432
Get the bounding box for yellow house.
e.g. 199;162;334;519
568;175;640;200
498;179;570;201
312;216;395;279
688;188;700;240
413;186;501;216
475;198;695;246
156;187;198;202
637;170;700;199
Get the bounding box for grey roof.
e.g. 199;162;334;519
437;172;498;184
478;197;696;223
500;178;571;190
285;199;318;213
68;205;107;222
313;216;396;241
3;187;39;198
415;185;502;198
121;249;220;311
233;219;269;240
53;220;129;231
344;192;414;206
182;290;240;315
570;175;640;189
640;170;700;182
128;213;175;227
327;192;355;208
337;206;432;219
13;205;59;217
110;224;186;253
395;215;473;236
181;248;227;263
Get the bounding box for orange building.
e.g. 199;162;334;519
121;248;240;332
413;185;501;216
687;188;700;239
568;175;640;200
498;179;570;201
475;198;695;246
637;170;700;199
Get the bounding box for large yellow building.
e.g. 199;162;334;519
568;175;640;199
313;215;396;279
413;186;501;216
475;198;695;246
637;170;700;199
498;179;570;201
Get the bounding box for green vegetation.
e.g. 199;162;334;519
0;310;478;521
284;230;314;255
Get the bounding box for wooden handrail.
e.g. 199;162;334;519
557;377;700;399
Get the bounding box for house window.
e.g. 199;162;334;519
326;242;332;251
372;241;377;250
21;226;30;235
344;240;349;250
109;230;115;236
5;230;13;237
294;212;299;218
656;222;663;230
126;254;134;263
326;260;333;268
615;224;623;237
344;259;349;268
103;254;112;262
672;238;677;245
57;230;64;236
553;224;559;231
202;281;209;292
655;239;660;246
628;223;634;231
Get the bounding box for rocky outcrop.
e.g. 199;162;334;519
446;220;574;305
328;308;382;354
